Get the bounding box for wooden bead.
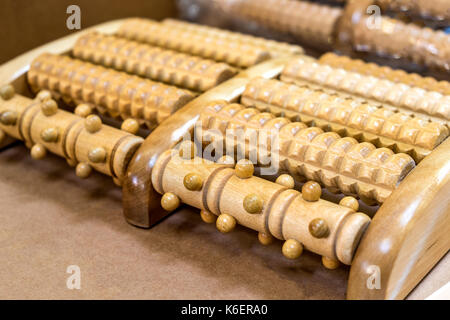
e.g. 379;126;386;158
40;127;59;143
41;99;58;116
276;174;295;188
30;144;46;160
217;155;235;165
178;140;196;159
76;162;92;179
243;193;263;214
0;110;18;125
235;159;254;179
0;84;14;100
74;104;93;118
258;232;274;245
85;115;102;133
216;213;236;233
183;173;203;191
339;196;359;211
36;90;52;102
200;210;216;224
121;118;140;135
322;256;340;270
308;218;329;238
88;147;107;163
302;181;321;202
282;239;303;259
161;192;180;212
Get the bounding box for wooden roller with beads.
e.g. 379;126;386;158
152;147;371;265
0;17;449;300
241;77;449;162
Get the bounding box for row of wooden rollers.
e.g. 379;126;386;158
213;0;450;71
0;88;370;269
26;53;449;164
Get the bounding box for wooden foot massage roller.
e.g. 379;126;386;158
214;0;450;72
0;18;448;300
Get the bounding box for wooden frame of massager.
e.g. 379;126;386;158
0;20;448;301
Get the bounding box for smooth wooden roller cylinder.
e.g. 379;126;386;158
241;78;448;162
27;53;195;129
0;92;143;183
151;148;371;265
281;58;450;123
195;101;416;204
319;53;450;95
73;32;237;92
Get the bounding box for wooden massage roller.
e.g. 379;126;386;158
319;53;450;95
0;89;370;268
0;18;449;300
280;58;450;123
241;78;448;162
215;0;450;71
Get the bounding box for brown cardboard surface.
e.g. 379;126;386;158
0;145;349;299
0;145;447;300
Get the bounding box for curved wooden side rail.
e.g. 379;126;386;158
122;57;291;228
347;137;450;299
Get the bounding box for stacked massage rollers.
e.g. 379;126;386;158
0;17;449;283
214;0;450;71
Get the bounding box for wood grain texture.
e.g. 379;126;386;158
347;137;450;299
122;58;290;228
241;78;448;162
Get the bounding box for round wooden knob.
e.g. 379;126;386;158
0;110;18;126
179;141;196;160
36;90;52;102
74;104;93;118
308;218;329;238
183;173;203;191
235;159;254;179
0;84;15;100
322;256;340;270
161;192;180;212
40;127;59;143
200;210;216;224
339;196;359;211
243;193;263;214
41;99;58;116
217;155;235;165
275;174;295;189
302;181;321;202
88;147;107;163
85;115;102;133
282;239;303;259
258;232;274;245
121;118;140;135
30;144;47;160
216;213;236;233
76;162;92;179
